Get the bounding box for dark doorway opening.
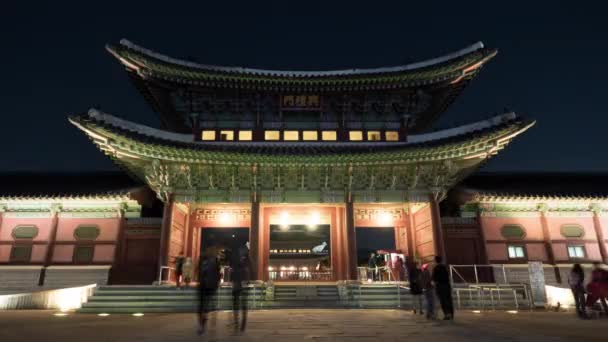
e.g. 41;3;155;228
201;227;249;252
355;227;396;266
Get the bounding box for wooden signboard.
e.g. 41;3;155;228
281;95;321;110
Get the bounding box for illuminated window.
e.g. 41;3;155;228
507;245;525;259
265;131;280;141
201;131;216;141
349;131;363;141
367;131;381;141
385;131;399;141
303;131;318;141
284;131;299;141
567;246;585;259
220;130;234;141
238;130;252;141
322;131;337;141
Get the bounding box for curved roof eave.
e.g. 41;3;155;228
107;39;492;78
68;109;534;163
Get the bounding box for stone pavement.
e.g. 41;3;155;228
0;309;605;341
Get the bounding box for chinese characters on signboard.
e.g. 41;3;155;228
281;95;321;110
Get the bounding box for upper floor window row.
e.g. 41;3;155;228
201;130;400;142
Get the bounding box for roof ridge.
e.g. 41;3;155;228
114;38;487;77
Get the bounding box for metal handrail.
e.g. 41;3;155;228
157;266;175;285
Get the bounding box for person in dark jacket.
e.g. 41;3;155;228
568;263;587;318
432;256;453;320
229;243;251;333
408;261;423;315
175;251;185;289
197;247;220;335
368;253;378;281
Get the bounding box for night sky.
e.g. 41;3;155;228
1;2;606;172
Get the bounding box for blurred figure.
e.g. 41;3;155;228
586;261;608;315
182;257;193;288
394;256;405;282
420;263;435;320
229;242;251;334
432;256;453;320
568;263;587;318
175;251;185;289
408;261;423;315
197;247;220;335
368;253;378;281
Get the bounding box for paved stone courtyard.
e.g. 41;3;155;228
0;309;604;341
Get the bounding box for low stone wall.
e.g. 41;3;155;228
0;266;44;294
42;266;111;289
0;284;96;310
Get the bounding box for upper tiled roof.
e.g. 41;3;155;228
107;39;496;91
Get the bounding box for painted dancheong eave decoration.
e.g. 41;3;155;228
70;109;533;203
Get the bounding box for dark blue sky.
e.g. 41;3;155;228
1;2;606;172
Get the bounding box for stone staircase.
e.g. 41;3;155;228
78;285;264;313
77;283;529;313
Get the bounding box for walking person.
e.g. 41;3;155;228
420;263;435;320
175;251;185;289
197;247;220;336
586;262;608;315
432;256;454;320
368;253;378;281
182;257;193;288
229;242;251;334
568;263;587;318
408;261;423;315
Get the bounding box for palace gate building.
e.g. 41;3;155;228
1;39;607;291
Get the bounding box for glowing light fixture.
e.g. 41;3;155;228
472;310;481;314
268;266;274;271
280;212;290;230
98;313;110;317
379;211;392;225
132;312;144;317
219;212;231;224
507;310;518;314
53;312;68;317
308;211;320;230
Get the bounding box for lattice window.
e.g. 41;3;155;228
9;245;32;263
73;246;95;264
12;226;39;239
74;226;100;240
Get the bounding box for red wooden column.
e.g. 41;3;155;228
249;199;260;280
159;195;175;269
591;205;608;264
258;206;270;281
538;206;556;265
344;201;357;280
109;209;128;284
429;197;446;260
40;204;61;285
406;205;415;260
182;204;192;257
